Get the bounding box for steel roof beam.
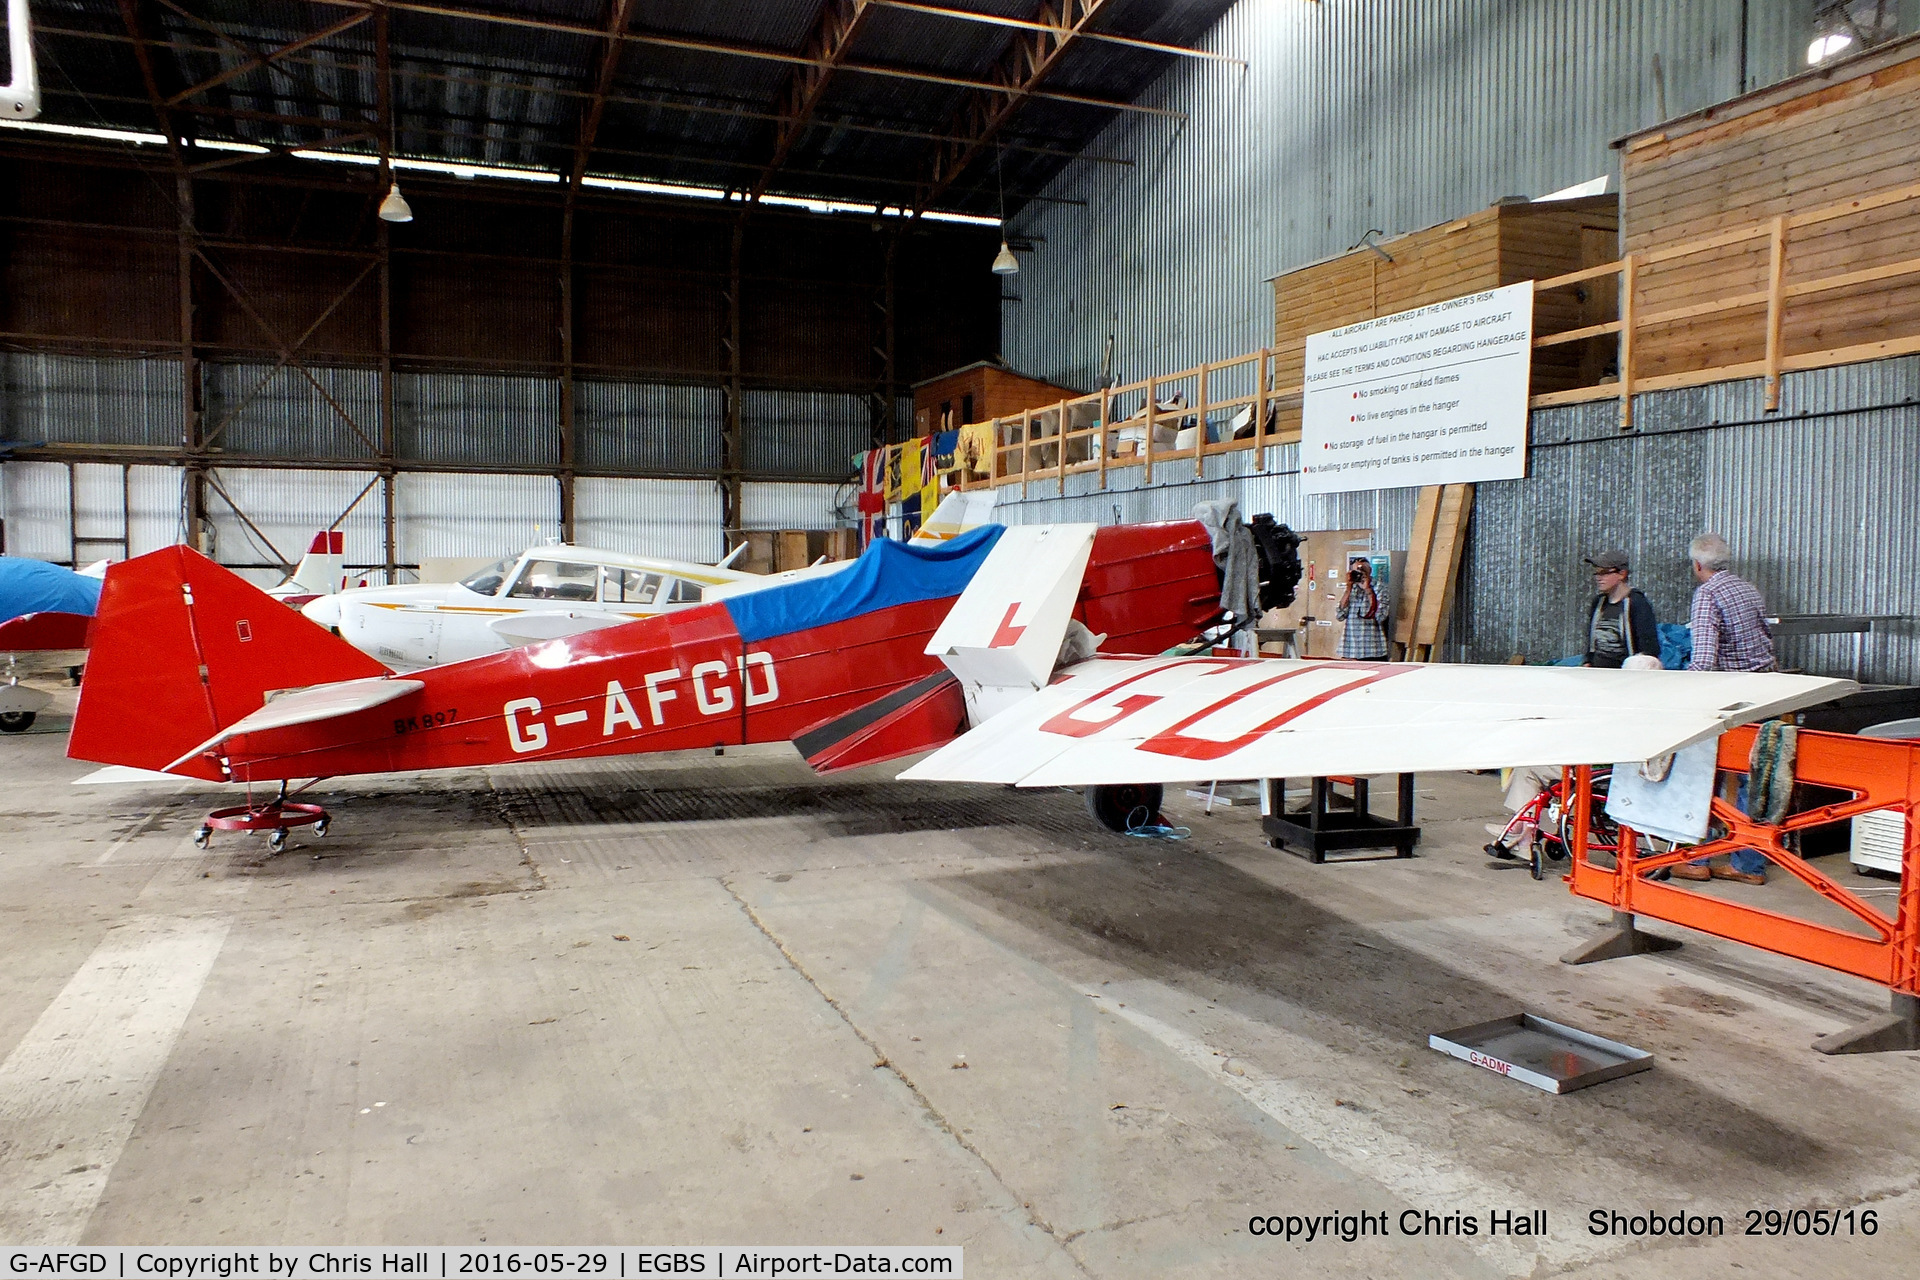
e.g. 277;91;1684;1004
37;22;1137;168
747;0;876;206
913;0;1109;219
870;0;1244;66
163;12;372;106
303;0;1177;118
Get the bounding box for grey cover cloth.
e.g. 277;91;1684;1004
1193;499;1259;631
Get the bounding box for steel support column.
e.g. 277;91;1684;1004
870;233;897;449
722;220;746;535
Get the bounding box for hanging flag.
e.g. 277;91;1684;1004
959;419;996;479
857;448;884;516
885;441;909;503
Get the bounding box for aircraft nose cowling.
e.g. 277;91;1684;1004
302;595;343;628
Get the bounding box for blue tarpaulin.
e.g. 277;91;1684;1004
723;525;1005;644
0;557;103;623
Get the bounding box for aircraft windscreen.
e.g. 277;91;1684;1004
459;557;514;596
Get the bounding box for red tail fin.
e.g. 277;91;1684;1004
69;546;390;774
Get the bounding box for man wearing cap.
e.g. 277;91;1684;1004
1582;548;1659;668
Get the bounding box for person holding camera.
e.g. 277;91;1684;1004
1335;556;1389;660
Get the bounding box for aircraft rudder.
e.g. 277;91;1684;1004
69;545;389;773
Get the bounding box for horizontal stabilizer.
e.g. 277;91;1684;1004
900;658;1855;786
794;670;967;774
164;676;425;771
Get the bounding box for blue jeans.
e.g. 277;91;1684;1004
1692;778;1768;874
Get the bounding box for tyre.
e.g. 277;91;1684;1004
268;829;288;853
1084;783;1165;833
193;826;212;849
0;712;35;733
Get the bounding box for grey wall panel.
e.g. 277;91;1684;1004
577;381;722;473
1455;355;1920;682
1;354;181;448
739;481;845;531
205;468;387;586
574;477;724;564
394;371;560;467
394;472;561;565
742;389;867;479
207;363;381;461
1005;0;1826;390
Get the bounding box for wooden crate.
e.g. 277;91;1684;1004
1270;198;1618;433
1617;35;1920;381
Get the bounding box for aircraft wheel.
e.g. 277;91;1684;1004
1084;783;1164;833
268;828;289;854
193;826;212;849
0;712;35;733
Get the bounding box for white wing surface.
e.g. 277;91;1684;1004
898;656;1854;787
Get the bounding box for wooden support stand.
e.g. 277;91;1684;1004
1262;774;1420;862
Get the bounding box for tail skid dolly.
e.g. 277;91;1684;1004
194;777;332;854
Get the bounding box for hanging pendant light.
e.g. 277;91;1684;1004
990;142;1018;275
378;180;413;223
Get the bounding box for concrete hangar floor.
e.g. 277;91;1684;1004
3;686;1918;1276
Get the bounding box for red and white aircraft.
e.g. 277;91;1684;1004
65;520;1221;843
64;517;1850;845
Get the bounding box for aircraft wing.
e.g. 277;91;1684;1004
163;676;425;772
898;656;1855;787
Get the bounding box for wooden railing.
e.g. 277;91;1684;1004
953;179;1920;492
1532;179;1920;427
952;347;1302;495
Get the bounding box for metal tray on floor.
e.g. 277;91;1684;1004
1429;1013;1653;1094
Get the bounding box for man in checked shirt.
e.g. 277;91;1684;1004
1674;532;1777;885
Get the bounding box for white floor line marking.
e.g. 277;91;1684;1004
0;916;229;1245
92;806;176;866
1080;987;1631;1277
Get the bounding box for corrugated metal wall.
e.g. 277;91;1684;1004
1460;356;1920;684
739;481;847;531
1;354;182;448
991;353;1920;685
741;389;867;479
2;356;867;477
1004;0;1817;388
578;381;721;474
574;477;725;564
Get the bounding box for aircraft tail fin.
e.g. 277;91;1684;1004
275;530;347;599
69;546;391;775
909;488;997;543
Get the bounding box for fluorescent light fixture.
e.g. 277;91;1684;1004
0;116;1006;223
582;174;727;200
1807;32;1854;63
0;118;164;145
922;209;1002;226
191;138;270;154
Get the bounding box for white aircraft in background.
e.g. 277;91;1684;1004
301;542;758;671
300;490;999;671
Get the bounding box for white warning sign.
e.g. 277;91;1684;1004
1300;282;1534;494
